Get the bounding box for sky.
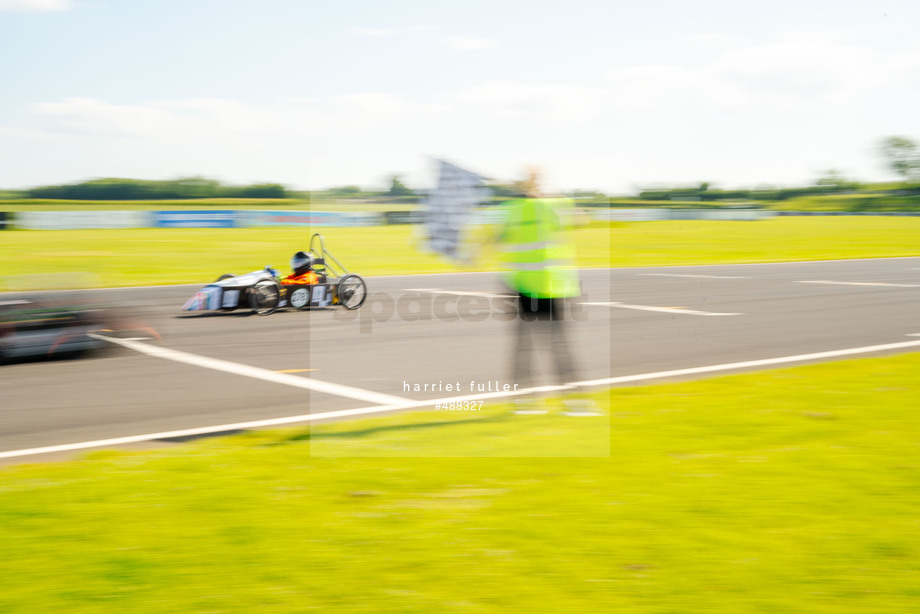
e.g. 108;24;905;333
1;0;919;194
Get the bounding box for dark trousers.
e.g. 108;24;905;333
513;294;578;388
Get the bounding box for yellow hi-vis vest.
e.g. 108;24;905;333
499;198;580;298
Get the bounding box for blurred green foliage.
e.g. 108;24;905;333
880;136;920;183
23;177;289;200
387;175;414;197
769;193;920;212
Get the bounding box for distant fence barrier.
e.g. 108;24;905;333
588;209;774;221
16;211;151;229
6;210;388;229
589;208;669;221
666;209;774;221
4;209;920;230
239;211;385;227
152;210;238;228
383;210;424;225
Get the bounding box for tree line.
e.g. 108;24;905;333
637;136;920;202
24;177;288;200
7;135;920;203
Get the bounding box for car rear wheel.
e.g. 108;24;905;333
250;280;281;316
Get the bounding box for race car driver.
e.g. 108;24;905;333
281;251;319;285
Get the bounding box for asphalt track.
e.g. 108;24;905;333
1;257;919;461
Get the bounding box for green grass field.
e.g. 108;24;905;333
1;217;918;288
1;353;919;612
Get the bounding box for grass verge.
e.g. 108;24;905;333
1;352;919;612
0;217;918;287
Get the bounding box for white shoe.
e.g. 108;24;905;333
512;398;547;415
562;399;603;416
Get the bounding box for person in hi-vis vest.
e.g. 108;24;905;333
497;170;599;415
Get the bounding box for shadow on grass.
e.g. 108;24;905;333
156;429;246;443
269;412;515;446
141;413;513;446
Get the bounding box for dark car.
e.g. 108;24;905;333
0;295;107;362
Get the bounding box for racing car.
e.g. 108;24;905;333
0;295;107;362
181;234;367;316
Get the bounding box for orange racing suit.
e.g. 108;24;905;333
281;271;319;285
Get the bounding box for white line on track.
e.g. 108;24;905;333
88;335;410;406
639;274;748;279
570;339;920;387
798;280;920;288
5;338;920;460
619;256;920;268
582;302;742;316
405;288;515;298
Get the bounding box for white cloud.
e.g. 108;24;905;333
444;35;495;50
22;94;446;144
8;95;448;189
349;25;438;38
607;31;920;109
680;32;739;46
605;64;752;108
0;125;60;139
455;81;599;121
0;0;72;11
710;31;886;96
348;26;394;37
30;97;280;139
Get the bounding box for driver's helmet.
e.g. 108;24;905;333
291;251;314;276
